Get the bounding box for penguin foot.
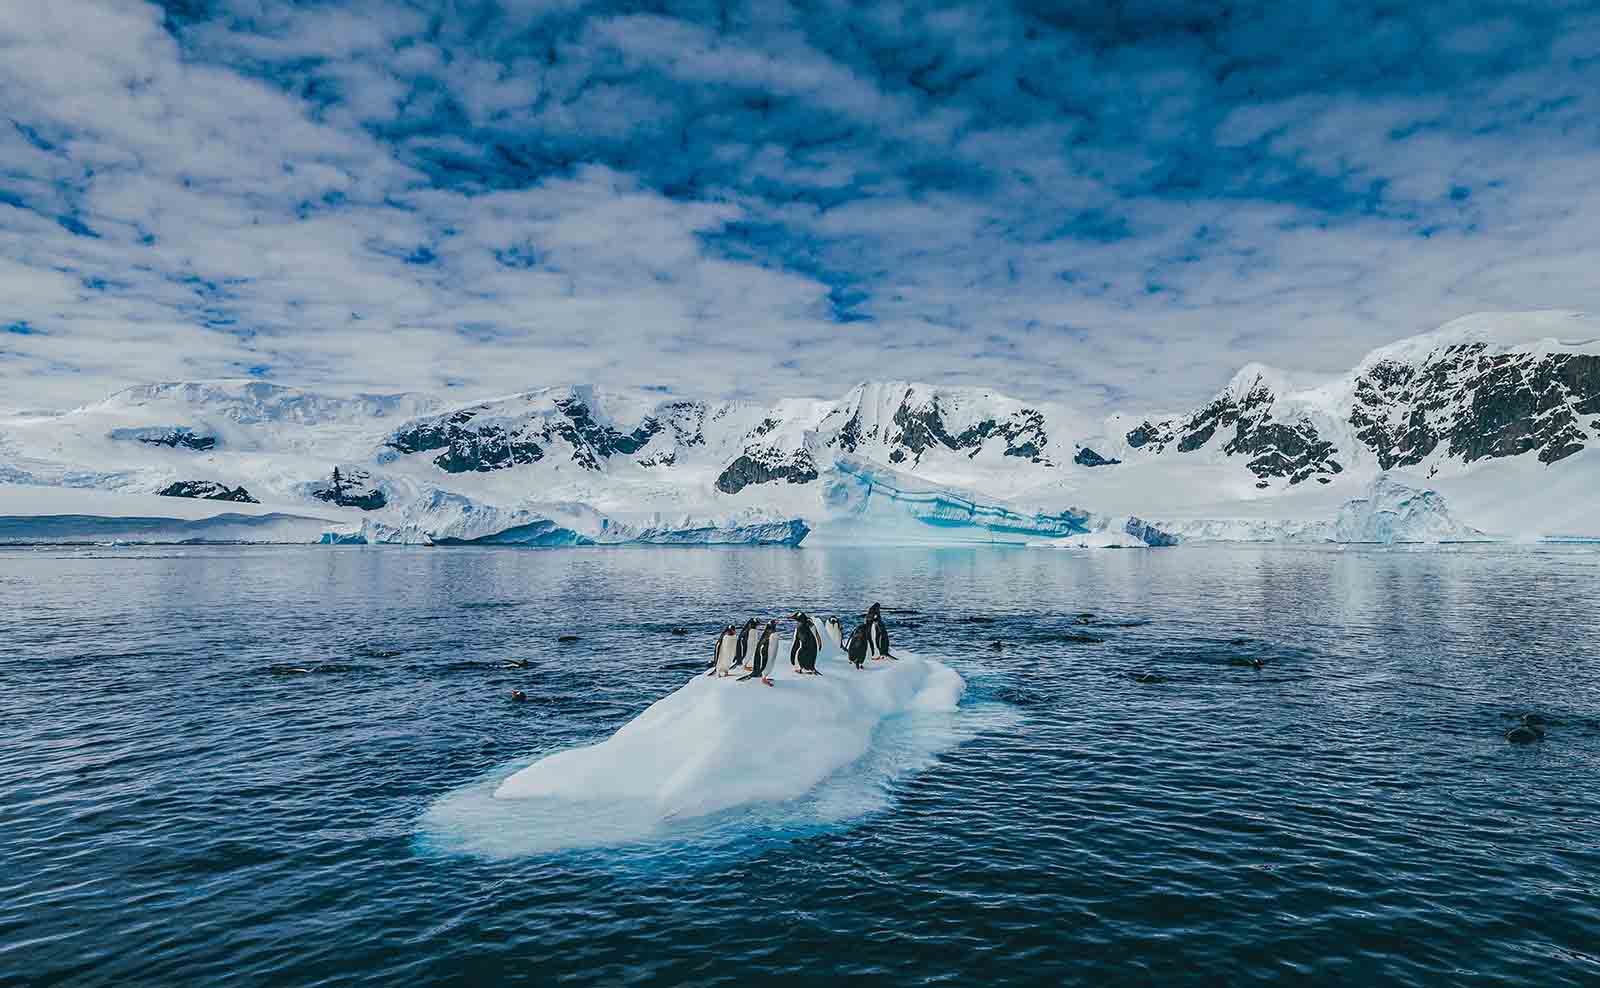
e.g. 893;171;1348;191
762;678;774;686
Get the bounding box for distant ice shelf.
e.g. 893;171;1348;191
316;493;810;547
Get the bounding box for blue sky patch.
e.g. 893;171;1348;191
0;0;1594;411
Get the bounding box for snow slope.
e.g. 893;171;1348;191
1;311;1596;544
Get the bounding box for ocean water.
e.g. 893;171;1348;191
2;544;1598;987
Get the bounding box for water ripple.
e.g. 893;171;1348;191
3;544;1599;986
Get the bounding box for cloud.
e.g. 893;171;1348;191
0;0;1598;414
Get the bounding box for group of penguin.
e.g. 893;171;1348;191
707;603;894;686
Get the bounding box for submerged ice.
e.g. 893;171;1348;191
421;638;966;858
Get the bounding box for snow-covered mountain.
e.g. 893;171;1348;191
1;311;1595;545
1100;310;1600;483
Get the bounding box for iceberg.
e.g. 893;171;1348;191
1150;474;1485;544
1329;474;1484;543
813;456;1091;544
422;637;965;858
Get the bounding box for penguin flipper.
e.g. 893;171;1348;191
736;672;755;681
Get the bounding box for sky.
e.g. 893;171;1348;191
2;0;1599;414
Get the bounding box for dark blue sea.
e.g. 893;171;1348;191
3;544;1598;987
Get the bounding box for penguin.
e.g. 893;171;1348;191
734;618;759;668
707;625;739;677
738;620;780;686
846;624;870;669
790;612;822;675
865;602;895;660
824;616;845;650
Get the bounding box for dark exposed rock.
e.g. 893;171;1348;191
388;409;547;473
1351;346;1600;469
388;395;705;474
888;392;1051;464
133;429;216;451
715;449;819;494
750;417;781;439
551;397;662;469
1125;421;1171;449
157;480;257;503
660;402;709;447
1074;446;1120;467
833;407;869;452
310;467;387;511
1194;376;1341;484
1128;373;1342;485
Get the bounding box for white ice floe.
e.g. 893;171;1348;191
421;638;967;858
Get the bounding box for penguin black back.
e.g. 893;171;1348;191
734;618;757;666
790;612;821;674
740;621;780;682
847;624;869;669
866;604;892;659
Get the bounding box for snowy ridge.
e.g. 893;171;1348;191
1353;310;1600;369
1;311;1598;543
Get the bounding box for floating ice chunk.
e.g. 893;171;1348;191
496;648;962;816
422;642;966;858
